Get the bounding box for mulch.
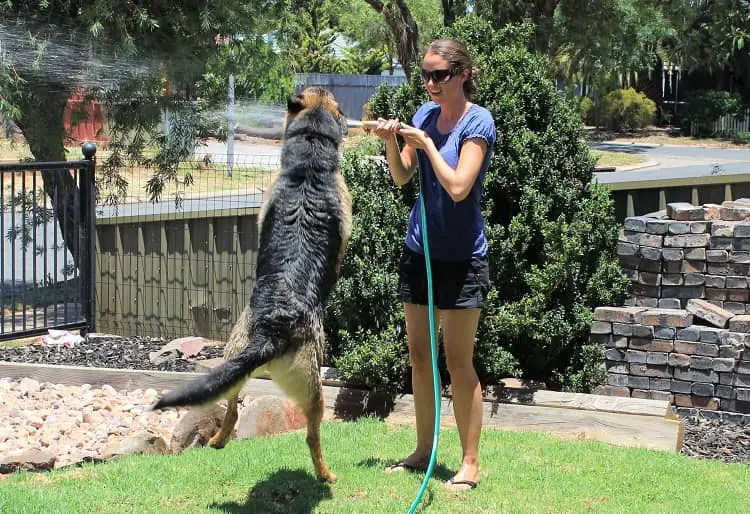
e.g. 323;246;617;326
0;336;223;372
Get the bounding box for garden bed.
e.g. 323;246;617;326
0;335;223;372
0;334;746;464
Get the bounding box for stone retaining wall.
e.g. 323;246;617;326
596;200;750;415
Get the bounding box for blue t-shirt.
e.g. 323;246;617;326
405;101;496;261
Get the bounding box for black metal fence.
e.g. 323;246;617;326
0;144;97;341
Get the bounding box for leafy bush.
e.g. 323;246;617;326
683;90;746;137
598;88;656;131
576;96;594;125
683;90;743;125
324;137;413;394
335;16;628;393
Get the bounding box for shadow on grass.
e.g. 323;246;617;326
356;456;455;483
208;469;332;514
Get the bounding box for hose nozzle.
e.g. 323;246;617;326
346;120;406;130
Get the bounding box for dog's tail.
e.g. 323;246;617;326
152;326;286;410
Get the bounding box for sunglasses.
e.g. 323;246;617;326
420;67;459;83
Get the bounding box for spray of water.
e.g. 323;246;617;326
0;18;373;141
0;18;161;95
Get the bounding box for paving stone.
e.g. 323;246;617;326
729;315;750;333
638;309;693;328
686;299;734;328
593;306;647;323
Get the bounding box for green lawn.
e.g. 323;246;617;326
591;149;650;168
1;418;749;513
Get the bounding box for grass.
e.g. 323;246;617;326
1;418;749;513
0;140;280;202
110;162;279;202
591;150;650;168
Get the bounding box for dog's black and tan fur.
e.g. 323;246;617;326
153;87;352;483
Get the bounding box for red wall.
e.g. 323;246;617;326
63;91;108;143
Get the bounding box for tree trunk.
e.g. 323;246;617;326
442;0;467;27
363;0;422;79
15;82;82;270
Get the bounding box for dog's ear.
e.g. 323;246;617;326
287;95;305;114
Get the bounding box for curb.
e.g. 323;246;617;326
595;141;663;149
594;160;661;173
617;159;661;172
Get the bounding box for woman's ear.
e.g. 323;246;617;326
287;95;305;114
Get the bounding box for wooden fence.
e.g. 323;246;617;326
95;204;261;341
690;109;750;138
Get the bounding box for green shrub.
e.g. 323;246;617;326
576;96;594;125
683;90;743;135
323;137;413;394
732;131;750;144
336;16;628;393
598;88;656;131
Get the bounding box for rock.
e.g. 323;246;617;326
169;336;223;357
169;404;227;453
0;448;56;473
236;396;307;439
101;432;168;460
18;378;41;396
148;343;182;366
194;357;225;373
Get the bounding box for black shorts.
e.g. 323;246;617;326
397;245;490;310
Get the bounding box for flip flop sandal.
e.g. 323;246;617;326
446;477;479;490
384;459;428;473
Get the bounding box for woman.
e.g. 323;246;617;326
372;39;496;492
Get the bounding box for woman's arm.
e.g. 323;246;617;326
373;118;418;186
399;125;488;202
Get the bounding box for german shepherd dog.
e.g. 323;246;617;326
153;87;352;483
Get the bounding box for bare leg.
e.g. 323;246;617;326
386;302;439;471
441;308;482;490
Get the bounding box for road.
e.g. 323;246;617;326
591;142;750;185
1;209;73;288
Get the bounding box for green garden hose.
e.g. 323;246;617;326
406;165;440;514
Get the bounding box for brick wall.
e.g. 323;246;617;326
595;200;750;415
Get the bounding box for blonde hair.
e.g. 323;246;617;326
426;39;478;101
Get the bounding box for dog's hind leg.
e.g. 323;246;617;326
268;339;336;483
208;305;251;449
208;389;240;449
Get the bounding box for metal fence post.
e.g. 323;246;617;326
81;142;97;334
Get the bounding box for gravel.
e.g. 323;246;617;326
1;335;749;466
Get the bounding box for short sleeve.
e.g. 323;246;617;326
461;107;496;148
411;102;438;130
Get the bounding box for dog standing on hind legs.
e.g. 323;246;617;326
152;87;352;484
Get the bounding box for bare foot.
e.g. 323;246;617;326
444;464;480;491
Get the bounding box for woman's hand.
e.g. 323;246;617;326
372;117;402;141
396;123;431;150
